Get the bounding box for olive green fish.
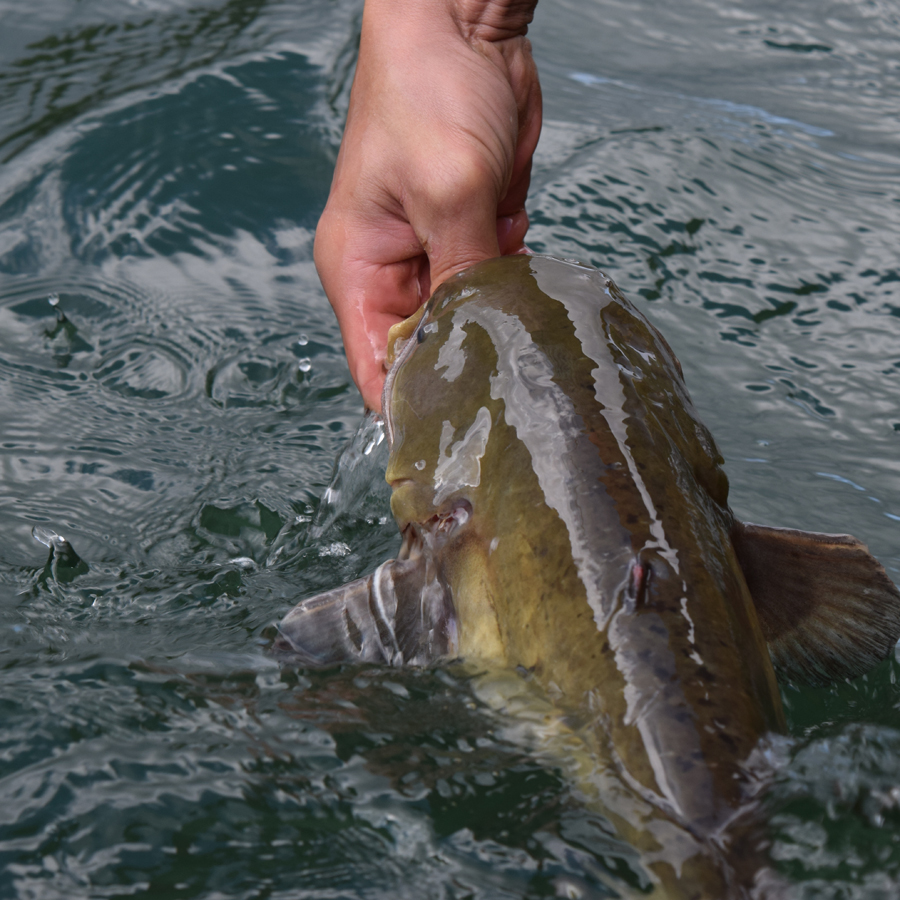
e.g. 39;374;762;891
275;255;900;898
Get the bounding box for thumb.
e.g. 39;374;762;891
425;208;530;295
412;176;503;295
497;209;530;255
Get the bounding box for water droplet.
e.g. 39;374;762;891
415;459;426;471
47;294;59;308
363;420;386;455
298;358;311;373
297;334;309;346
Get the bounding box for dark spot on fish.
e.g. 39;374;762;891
678;750;705;772
717;731;739;753
417;327;427;343
696;665;715;682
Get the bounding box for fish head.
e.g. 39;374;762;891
384;276;499;530
275;257;559;669
377;252;659;667
381;262;527;661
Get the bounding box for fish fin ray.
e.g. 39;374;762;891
273;557;456;668
732;521;900;685
389;558;457;664
273;574;389;666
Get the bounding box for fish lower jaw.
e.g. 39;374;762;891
397;499;474;561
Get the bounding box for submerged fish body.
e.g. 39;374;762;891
276;255;900;897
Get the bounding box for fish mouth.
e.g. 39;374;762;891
396;498;473;560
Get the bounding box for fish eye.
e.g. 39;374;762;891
416;321;439;344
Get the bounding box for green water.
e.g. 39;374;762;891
1;0;899;896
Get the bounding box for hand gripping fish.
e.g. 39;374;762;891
275;255;900;898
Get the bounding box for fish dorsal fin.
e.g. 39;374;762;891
732;522;900;685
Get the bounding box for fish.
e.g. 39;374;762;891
273;255;900;897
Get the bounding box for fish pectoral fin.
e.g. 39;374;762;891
272;556;456;668
733;521;900;685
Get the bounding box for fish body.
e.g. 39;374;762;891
276;255;900;897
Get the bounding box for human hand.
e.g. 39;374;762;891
314;0;542;411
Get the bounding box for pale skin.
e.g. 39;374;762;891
313;0;542;411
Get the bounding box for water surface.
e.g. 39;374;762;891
1;0;899;896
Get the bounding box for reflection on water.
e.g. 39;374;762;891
0;0;360;163
0;0;899;896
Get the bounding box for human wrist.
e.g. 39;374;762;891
452;0;538;42
361;0;537;45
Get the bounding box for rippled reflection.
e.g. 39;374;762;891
1;0;899;896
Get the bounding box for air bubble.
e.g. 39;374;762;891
297;334;309;346
415;459;426;471
298;358;311;373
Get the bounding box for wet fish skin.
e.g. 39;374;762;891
275;255;900;897
382;256;780;895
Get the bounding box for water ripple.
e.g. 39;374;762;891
0;0;898;897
